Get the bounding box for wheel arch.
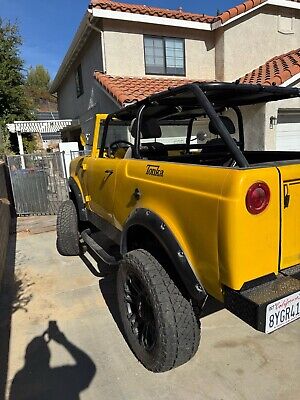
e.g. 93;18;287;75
68;177;88;221
121;208;206;304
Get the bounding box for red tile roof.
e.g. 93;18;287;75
94;72;203;104
238;48;300;86
89;0;300;25
217;0;265;24
89;0;215;23
218;0;299;24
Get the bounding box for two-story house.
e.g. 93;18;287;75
50;0;300;150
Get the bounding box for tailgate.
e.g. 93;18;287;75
277;164;300;270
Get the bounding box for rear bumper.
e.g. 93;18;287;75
224;265;300;332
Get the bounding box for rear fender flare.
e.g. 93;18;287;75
121;208;206;304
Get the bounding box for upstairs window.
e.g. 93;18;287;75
75;64;84;97
144;36;185;76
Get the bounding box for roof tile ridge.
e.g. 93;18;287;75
89;0;214;19
267;48;300;63
217;0;266;23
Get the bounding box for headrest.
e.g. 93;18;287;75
209;116;235;135
130;118;162;139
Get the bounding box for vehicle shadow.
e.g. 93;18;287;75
8;321;96;400
98;271;128;340
80;248;224;347
79;251;126;338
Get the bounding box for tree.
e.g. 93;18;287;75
0;19;33;154
25;65;56;111
26;65;51;91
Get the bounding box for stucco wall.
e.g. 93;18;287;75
102;19;215;80
56;5;299;148
217;6;300;81
57;30;119;138
58;30;103;120
264;79;300;150
0;162;11;287
238;80;300;151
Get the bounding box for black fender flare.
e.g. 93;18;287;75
68;177;88;221
121;208;206;304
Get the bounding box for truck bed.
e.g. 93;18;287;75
146;148;300;168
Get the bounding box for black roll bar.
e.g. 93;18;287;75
232;106;245;151
133;104;146;159
106;83;250;167
187;84;249;168
185;117;196;154
100;113;113;158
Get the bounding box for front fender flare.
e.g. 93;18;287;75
121;208;206;304
68;177;88;221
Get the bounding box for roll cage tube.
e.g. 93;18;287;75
132;84;249;167
133;104;146;159
187;84;249;168
103;84;249;167
99;113;113;158
185;117;196;154
232;106;245;151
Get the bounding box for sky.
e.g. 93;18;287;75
0;1;240;79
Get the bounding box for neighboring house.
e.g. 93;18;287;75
50;0;300;150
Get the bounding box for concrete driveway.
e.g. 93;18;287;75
1;224;299;400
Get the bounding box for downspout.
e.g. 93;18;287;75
87;16;107;74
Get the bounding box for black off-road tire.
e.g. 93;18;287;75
117;249;200;372
56;200;80;256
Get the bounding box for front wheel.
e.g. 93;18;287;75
117;249;201;372
56;200;80;256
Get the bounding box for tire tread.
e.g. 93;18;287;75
56;200;80;256
118;249;200;372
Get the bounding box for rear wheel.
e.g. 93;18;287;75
117;249;200;372
56;200;80;256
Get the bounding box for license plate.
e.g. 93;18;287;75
265;291;300;333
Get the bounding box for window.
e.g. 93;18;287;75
75;64;84;97
144;36;185;76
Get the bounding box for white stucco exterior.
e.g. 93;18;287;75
53;2;300;147
57;30;119;137
102;19;216;80
216;6;300;81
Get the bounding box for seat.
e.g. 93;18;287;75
208;116;236;136
202;116;237;153
130;118;168;159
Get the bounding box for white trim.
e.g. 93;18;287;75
50;13;90;93
212;0;300;28
213;2;266;29
269;0;300;11
87;18;107;74
281;73;300;87
91;8;212;31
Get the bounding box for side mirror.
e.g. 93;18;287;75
80;132;87;147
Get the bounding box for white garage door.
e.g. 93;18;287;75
276;110;300;150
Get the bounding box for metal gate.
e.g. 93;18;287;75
7;152;69;215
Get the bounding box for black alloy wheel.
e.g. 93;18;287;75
117;249;201;372
124;273;156;351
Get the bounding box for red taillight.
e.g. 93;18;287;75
246;182;270;214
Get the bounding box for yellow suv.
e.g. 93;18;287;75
57;82;300;372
